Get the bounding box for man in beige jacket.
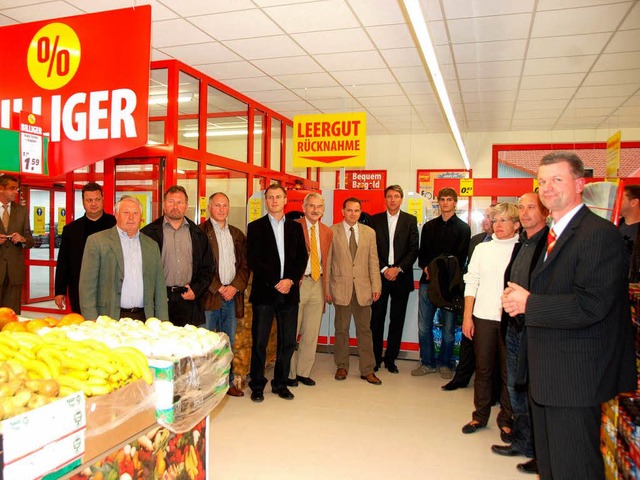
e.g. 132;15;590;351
326;197;382;385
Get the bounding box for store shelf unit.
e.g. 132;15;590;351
602;284;640;480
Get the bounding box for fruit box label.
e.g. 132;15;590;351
1;391;85;463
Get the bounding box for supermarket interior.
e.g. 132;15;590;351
0;1;639;479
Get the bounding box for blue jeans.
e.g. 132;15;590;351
417;283;456;369
506;323;534;457
205;300;237;381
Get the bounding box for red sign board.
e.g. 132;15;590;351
335;170;387;190
0;7;151;177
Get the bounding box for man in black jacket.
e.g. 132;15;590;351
491;192;548;475
55;182;116;313
503;153;636;479
246;184;308;402
141;185;214;327
413;188;470;379
370;185;419;373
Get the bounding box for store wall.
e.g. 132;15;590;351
318;127;640;192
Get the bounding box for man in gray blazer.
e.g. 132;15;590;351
0;174;34;313
80;196;168;321
502;152;635;479
327;197;382;385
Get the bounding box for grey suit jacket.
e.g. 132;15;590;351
525;205;636;406
0;202;34;286
326;222;381;307
79;226;168;321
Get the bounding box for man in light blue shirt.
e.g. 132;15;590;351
80;196;168;321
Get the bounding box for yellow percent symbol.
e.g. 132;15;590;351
27;23;81;90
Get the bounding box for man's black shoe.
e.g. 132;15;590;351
516;459;538;474
491;445;523;457
386;362;399;374
286;378;299;387
296;376;316;386
272;387;295;400
250;391;264;403
441;380;465;391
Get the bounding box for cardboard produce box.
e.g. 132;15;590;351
84;379;156;462
1;392;85;480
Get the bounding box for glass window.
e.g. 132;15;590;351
178;71;200;149
148;120;165;145
270;118;282;171
149;68;169;117
177;159;199;223
204;165;248;233
254;110;264;168
206;85;248;163
285;124;304;177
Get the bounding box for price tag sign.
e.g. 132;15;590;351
19;112;44;175
533;178;539;193
406;197;423;222
199;196;207;218
460;178;474;196
248;198;262;222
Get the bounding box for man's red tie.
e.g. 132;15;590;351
546;228;557;256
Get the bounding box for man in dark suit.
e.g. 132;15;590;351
247;184;308;402
0;174;34;313
370;185;419;373
54;182;116;313
141;185;214;327
502;152;636;479
443;205;494;390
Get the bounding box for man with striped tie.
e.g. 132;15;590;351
502;152;636;479
288;193;333;388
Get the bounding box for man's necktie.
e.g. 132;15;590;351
349;226;357;260
546;228;557;256
310;224;321;281
2;205;9;231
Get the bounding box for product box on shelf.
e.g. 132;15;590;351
83;379;156;462
148;334;232;434
0;391;85;480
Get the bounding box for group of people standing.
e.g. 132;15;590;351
2;149;638;479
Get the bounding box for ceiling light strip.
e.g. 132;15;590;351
401;0;471;170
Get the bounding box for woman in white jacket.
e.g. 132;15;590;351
461;202;520;440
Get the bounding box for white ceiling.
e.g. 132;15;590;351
1;0;639;136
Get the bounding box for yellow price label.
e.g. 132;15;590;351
533;178;539;193
460;179;474;196
199;196;207;218
27;23;81;90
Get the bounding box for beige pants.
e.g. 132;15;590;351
290;276;324;379
333;290;375;375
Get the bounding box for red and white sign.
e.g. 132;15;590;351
0;7;151;177
335;170;386;190
19;112;44;175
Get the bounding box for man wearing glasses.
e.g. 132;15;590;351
0;174;34;314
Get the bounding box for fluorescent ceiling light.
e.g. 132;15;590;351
183;129;262;138
401;0;471;171
148;93;194;105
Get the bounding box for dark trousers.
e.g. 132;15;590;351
370;278;410;366
249;302;298;393
0;274;22;314
167;295;203;327
472;317;511;427
531;399;603;480
453;335;476;384
505;324;534;457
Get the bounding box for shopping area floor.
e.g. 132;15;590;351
209;352;526;480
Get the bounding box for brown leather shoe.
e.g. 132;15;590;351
227;385;245;397
360;373;382;385
335;368;348;380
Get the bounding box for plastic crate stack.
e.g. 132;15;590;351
601;284;640;480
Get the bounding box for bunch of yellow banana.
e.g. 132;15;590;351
0;331;152;398
185;444;199;480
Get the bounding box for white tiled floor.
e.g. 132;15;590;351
209;353;528;480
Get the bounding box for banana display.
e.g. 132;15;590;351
0;330;152;403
